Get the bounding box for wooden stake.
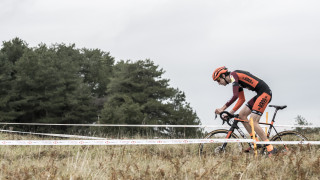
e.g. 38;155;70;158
265;112;268;136
250;117;257;157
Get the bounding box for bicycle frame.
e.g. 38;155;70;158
221;119;248;150
220;106;285;151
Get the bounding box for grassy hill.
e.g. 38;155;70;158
0;133;319;179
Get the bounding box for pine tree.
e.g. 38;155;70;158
80;48;114;115
0;38;28;121
101;60;202;137
4;42;97;125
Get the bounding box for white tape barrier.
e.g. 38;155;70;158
0;139;251;145
0;123;225;128
0;130;106;140
255;141;320;145
0;122;320;128
0;139;320;145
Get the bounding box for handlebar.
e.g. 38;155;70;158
217;111;239;126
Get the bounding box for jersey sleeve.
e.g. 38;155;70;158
225;72;245;109
232;90;245;112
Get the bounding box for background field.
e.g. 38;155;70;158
0;133;319;180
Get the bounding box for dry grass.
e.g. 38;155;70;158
0;133;319;180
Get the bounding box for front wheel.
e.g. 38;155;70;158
268;131;309;154
198;129;245;157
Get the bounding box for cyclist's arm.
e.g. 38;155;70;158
224;72;242;108
230;90;245;114
216;91;244;114
224;85;243;108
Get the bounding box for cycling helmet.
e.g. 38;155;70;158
212;66;228;81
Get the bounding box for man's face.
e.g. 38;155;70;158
216;76;227;86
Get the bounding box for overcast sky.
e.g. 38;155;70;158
1;0;320;127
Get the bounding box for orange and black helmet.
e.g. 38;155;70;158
212;66;228;81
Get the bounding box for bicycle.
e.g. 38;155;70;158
199;105;308;156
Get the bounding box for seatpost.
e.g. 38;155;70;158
267;108;280;138
271;109;279;122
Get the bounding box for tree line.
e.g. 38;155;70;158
0;38;202;137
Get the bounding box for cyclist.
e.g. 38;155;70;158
212;66;277;156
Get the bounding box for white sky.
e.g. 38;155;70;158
1;0;320;127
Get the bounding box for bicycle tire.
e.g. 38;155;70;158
268;130;309;154
198;129;244;157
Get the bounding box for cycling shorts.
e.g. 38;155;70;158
246;90;272;116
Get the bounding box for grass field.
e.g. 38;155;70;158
0;133;319;180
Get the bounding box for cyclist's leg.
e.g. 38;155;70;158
250;113;267;140
240;96;257;134
250;92;274;153
250;92;272;141
240;102;261;152
239;105;252;133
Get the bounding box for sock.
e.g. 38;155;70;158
264;139;274;152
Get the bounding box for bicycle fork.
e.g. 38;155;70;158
221;122;252;151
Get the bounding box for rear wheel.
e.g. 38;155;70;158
198;129;245;157
268;131;309;154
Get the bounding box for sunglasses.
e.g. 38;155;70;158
216;77;221;82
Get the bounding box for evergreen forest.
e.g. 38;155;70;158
0;38;202;137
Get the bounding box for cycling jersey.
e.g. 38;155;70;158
225;70;272;116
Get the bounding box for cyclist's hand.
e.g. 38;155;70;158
215;108;224;114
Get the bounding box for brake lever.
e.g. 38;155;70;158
215;113;218;120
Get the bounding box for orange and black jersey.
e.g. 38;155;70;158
225;70;271;111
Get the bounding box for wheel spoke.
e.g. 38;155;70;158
199;130;244;157
270;131;309;154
